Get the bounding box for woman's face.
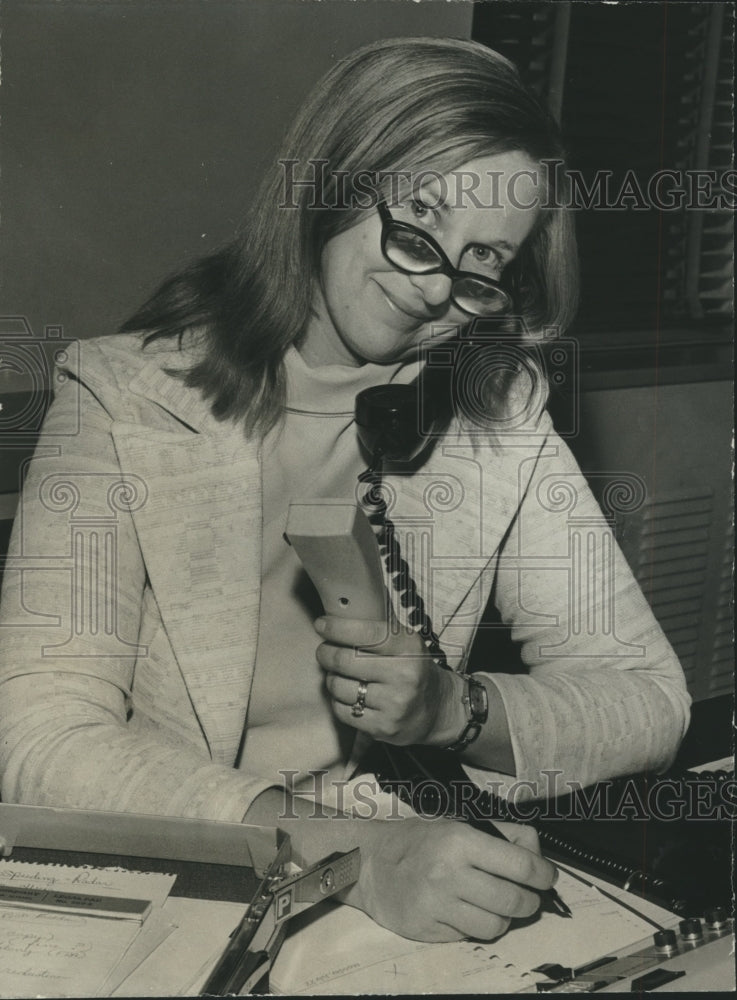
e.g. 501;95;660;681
301;152;541;368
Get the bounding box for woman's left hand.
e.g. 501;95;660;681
314;614;464;746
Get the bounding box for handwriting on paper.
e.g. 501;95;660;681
0;906;140;998
0;860;175;908
1;868;117;891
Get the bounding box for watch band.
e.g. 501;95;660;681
446;675;489;752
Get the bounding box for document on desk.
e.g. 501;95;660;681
110;896;249;997
0;861;174;908
0;860;176;998
269;868;679;995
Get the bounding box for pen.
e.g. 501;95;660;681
372;750;573;918
555;863;664;928
465;812;572;918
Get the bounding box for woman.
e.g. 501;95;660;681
0;37;689;944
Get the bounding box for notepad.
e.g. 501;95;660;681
109;896;249;997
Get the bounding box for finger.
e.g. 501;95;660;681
329;693;406;741
328;698;383;734
316;644;390;682
315;615;390;649
436;900;511;943
492;820;541;855
456;868;542;920
325;673;383;711
464;827;556;891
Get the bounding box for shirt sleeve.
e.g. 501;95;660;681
465;429;691;799
0;350;274;822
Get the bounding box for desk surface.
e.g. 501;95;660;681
0;697;732;995
268;868;734;996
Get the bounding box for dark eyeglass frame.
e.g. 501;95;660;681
376;201;515;317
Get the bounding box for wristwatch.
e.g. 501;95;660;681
446;675;488;752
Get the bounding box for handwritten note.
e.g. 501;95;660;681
0;861;174;909
0;905;141;997
0;861;176;997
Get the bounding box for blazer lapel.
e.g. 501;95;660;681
111;359;262;765
387;422;552;663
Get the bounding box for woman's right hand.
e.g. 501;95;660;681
244;787;556;944
341;814;557;942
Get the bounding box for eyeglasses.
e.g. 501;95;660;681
377;201;514;317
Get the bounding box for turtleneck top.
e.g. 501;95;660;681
237;347;422;799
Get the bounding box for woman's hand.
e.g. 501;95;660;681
341;813;556;942
314;614;465;746
246;788;558;944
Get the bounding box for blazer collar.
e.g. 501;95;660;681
126;348;221;434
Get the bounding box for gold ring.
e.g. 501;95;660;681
351;680;369;717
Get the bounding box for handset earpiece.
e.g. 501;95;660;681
355;384;437;464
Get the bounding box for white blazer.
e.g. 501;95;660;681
0;334;690;821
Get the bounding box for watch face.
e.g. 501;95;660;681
468;680;489;723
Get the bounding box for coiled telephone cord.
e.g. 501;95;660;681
357;462;450;671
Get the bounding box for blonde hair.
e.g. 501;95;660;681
126;36;578;435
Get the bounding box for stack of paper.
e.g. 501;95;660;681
0;860;176;998
111;896;251;997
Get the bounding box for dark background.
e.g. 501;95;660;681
0;0;472;341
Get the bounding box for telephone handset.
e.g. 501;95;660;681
284;501;387;621
354;383;432;464
284;384;441;621
285;385;445;637
285;381;463;814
